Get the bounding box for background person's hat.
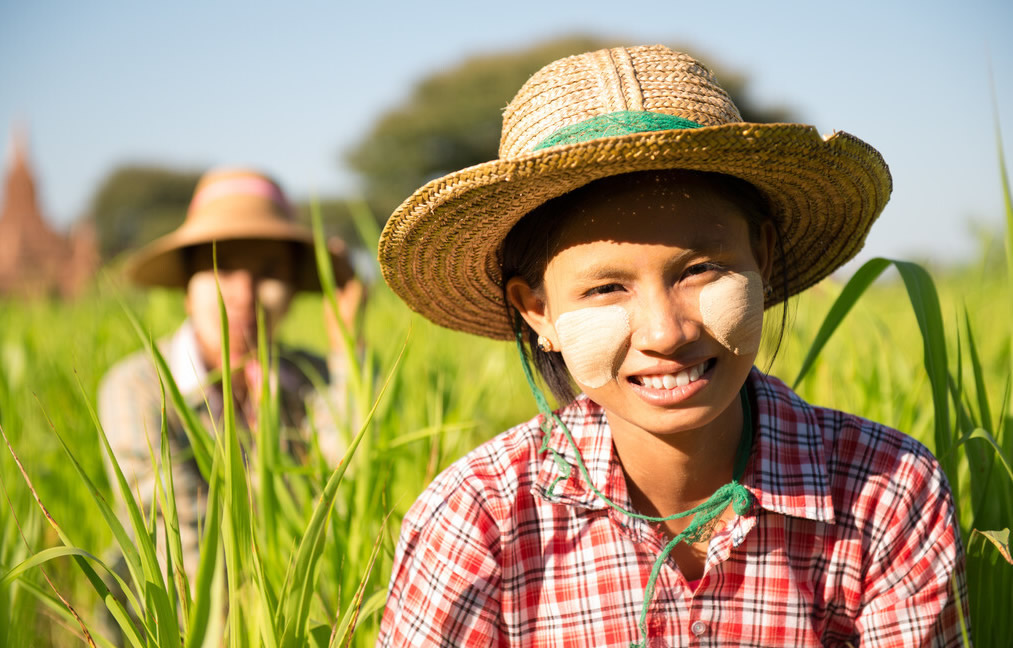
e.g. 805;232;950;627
378;44;892;340
127;168;353;291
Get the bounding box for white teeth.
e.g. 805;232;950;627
639;363;708;390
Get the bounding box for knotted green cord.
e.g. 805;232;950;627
515;334;754;647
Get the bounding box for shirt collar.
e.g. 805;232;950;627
532;368;835;524
744;368;835;523
532;396;619;512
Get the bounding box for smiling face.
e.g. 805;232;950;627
506;172;774;439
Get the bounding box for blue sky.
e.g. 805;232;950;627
1;0;1011;271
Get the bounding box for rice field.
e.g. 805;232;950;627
1;231;1011;646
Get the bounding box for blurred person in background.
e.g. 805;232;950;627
98;167;363;580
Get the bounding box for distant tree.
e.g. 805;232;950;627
344;35;795;221
292;199;368;249
89;165;202;262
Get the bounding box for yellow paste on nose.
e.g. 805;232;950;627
554;305;631;388
698;270;764;355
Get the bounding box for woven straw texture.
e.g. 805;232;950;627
379;45;892;340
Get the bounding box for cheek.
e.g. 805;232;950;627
698;270;764;355
257;278;292;317
187;274;222;340
554;305;631;388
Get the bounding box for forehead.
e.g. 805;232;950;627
551;172;752;254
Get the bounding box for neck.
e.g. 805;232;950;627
608;397;743;517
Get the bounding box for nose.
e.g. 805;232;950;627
218;268;256;312
630;289;701;356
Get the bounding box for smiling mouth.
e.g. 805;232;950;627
630;358;716;389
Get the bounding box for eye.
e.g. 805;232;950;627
584;283;625;297
683;262;723;279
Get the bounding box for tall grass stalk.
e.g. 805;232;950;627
2;185;1013;645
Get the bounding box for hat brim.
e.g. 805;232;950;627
379;122;891;340
127;219;345;292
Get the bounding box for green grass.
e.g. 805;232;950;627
2;217;1012;646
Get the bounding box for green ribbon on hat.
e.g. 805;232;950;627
532;110;703;151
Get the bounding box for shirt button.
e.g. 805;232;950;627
690;620;708;636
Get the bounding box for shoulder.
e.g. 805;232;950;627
278;345;332;391
752;370;943;478
99;344;161;403
399;407;554;540
280;344;328;373
751;370;954;534
97;340;174;446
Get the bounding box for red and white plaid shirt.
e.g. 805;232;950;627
378;368;967;647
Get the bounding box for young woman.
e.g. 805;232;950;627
376;45;966;647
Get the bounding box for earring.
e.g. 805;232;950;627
764;283;773;297
536;335;554;352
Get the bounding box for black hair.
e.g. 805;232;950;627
500;169;791;405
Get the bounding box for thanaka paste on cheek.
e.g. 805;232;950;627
698;270;764;355
554;305;631;388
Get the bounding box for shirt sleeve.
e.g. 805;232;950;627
377;474;503;647
298;349;352;466
856;445;969;647
98;353;163;507
98;351;206;580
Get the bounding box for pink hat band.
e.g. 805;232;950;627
188;175;292;217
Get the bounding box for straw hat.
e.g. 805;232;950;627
127;168;352;291
378;45;892;340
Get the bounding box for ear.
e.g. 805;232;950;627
753;221;777;284
505;276;559;347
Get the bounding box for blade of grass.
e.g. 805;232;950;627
153;371;192;622
347;199;381;261
889;261;953;486
212;243;254;648
0;422;147;648
1;546;112;587
969;528;1012;564
256;304;281;559
952;571;971;647
10;578;118;648
311;199;364;402
38;390;160;618
993;71;1013;382
278;328;410;646
792;258;892;388
144;577;182;648
964;309;993;432
183;454;222;648
330;511;392;648
951;428;1013;485
116;294;215;478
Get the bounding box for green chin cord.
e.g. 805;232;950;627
515;333;754;647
